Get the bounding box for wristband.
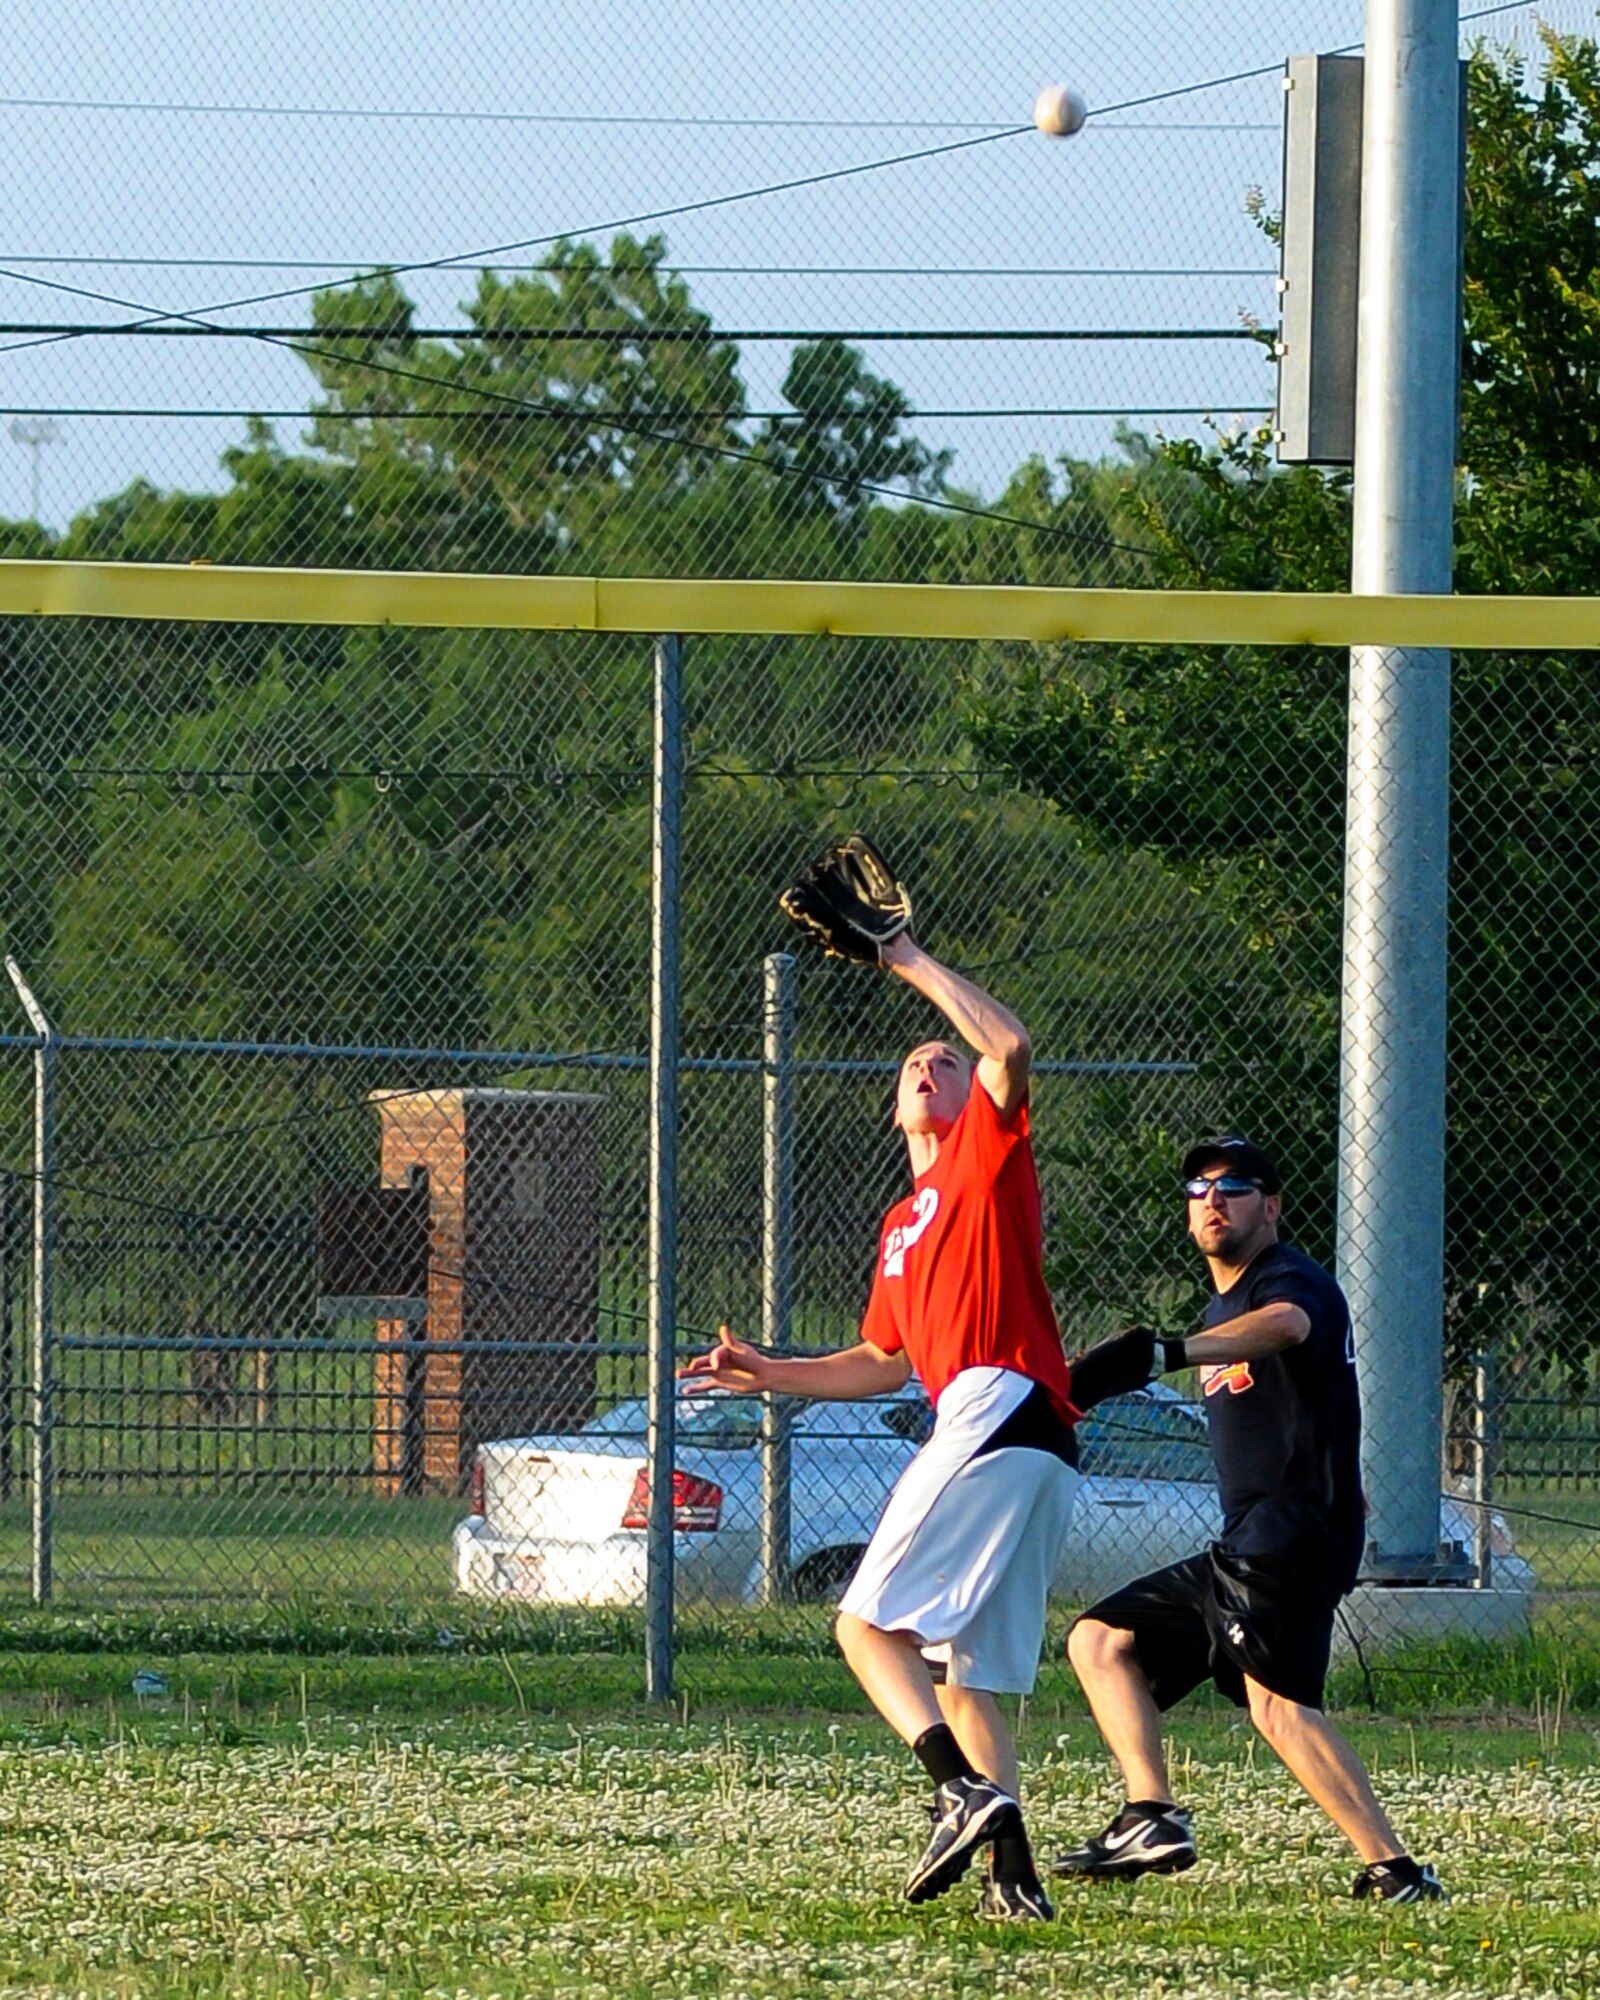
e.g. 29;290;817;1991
1159;1337;1189;1374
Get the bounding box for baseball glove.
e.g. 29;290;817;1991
778;833;914;965
1066;1325;1191;1411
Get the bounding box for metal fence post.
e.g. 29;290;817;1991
0;1168;14;1506
1472;1349;1496;1590
760;952;796;1605
7;957;57;1604
646;635;684;1700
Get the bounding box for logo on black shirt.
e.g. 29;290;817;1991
1201;1361;1254;1397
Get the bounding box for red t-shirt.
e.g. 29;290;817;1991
859;1083;1077;1423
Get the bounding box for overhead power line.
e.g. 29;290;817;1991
0;94;977;130
0;48;1310;355
0;126;1038;356
0;0;1541;139
0;258;1279;278
0;261;1226;561
0;93;1277;133
0;404;1275;423
0;0;1547;362
0;321;1263;343
1458;0;1585;19
0;20;1331;559
0;41;1293;553
0;28;1312;367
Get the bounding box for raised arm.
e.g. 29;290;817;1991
879;935;1031;1117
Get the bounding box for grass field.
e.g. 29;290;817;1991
0;1471;1596;1616
0;1657;1598;1998
0;1491;463;1609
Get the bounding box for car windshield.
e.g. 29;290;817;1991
794;1395;932;1443
583;1395;765;1449
583;1386;1207;1473
1077;1391;1211;1480
583;1390;930;1449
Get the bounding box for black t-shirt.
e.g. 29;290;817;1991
1199;1241;1365;1599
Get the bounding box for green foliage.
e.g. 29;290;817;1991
1461;36;1600;505
965;430;1351;965
1459;34;1600;594
301;237;753;570
755;336;951;548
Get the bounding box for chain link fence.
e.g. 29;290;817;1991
2;6;1600;1700
0;596;1593;1698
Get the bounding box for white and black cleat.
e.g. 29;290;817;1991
978;1874;1056;1922
904;1775;1020;1904
1053;1802;1197;1880
1353;1859;1447;1903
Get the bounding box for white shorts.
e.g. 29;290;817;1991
837;1366;1081;1694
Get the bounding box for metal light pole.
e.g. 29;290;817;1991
8;418;61;523
646;634;684;1698
1339;0;1461;1579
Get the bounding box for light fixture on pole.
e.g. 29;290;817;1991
8;417;62;523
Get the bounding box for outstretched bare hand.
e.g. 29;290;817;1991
677;1323;772;1395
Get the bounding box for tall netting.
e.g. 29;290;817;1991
4;4;1592;577
0;601;1596;1698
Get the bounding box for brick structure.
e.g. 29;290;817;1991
371;1087;605;1495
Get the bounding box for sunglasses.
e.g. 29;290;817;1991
1183;1174;1265;1200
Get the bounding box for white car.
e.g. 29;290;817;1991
452;1380;1532;1609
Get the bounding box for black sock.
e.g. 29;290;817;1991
1371;1855;1420;1882
912;1723;974;1787
991;1814;1040;1888
1128;1796;1178;1816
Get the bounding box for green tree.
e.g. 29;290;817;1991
755;337;951;551
1459;31;1600;591
303;236;750;572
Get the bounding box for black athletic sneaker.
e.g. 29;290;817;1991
1352;1859;1448;1904
1052;1801;1197;1879
978;1873;1056;1922
904;1775;1019;1904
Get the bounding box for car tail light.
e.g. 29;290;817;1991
469;1454;485;1518
621;1468;723;1532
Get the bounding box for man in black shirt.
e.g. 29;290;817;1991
1053;1137;1445;1904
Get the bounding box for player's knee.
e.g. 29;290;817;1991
834;1608;876;1668
1066;1616;1129;1679
1246;1681;1310;1749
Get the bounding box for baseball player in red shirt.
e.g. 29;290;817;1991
681;934;1080;1921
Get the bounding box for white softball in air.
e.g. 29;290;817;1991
1033;83;1088;137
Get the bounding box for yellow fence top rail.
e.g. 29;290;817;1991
2;559;1599;650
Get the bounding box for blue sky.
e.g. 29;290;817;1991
0;0;1588;527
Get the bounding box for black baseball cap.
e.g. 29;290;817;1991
1181;1135;1282;1194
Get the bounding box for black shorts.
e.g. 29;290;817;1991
1075;1546;1338;1712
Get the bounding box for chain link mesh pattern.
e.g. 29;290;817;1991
0;606;1591;1688
5;3;1588;568
2;2;1599;1691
